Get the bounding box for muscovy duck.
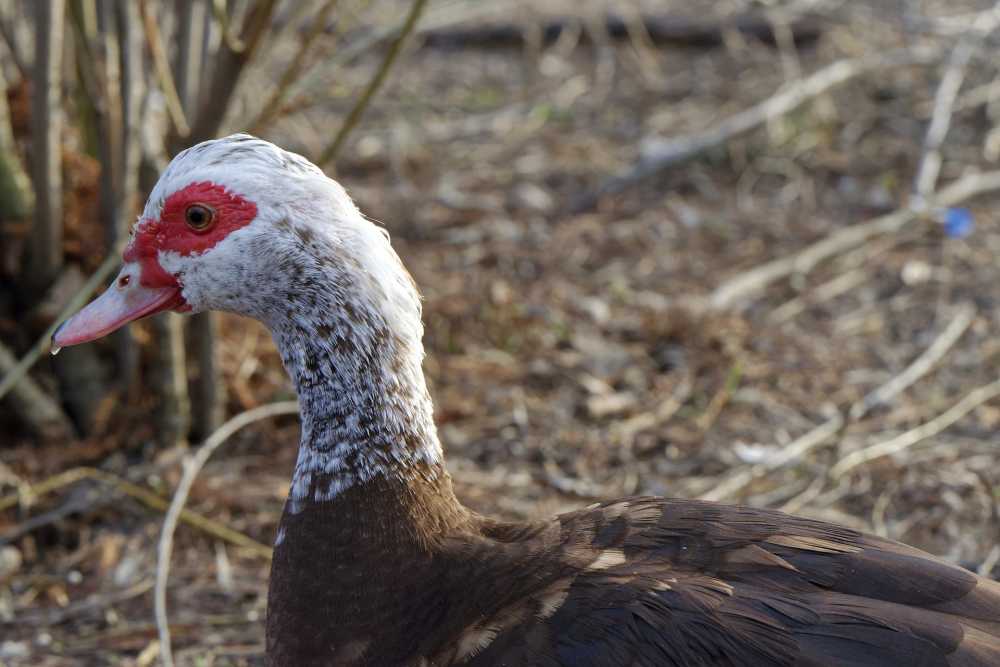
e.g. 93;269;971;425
54;134;1000;666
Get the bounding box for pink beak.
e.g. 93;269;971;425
52;263;183;348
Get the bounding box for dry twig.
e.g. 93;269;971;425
572;45;942;213
710;169;1000;310
0;466;273;558
702;299;980;502
0;2;29;80
137;0;189;138
848;303;976;420
248;0;341;134
699;410;844;502
913;3;1000;204
210;0;244;53
155;401;299;667
317;0;430;168
831;379;1000;478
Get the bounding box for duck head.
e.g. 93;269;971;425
53;133;422;348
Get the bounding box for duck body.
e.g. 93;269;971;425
52;135;1000;666
268;479;1000;666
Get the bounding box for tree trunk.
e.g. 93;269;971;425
154;312;191;448
111;0;143;392
188;312;224;437
27;0;65;294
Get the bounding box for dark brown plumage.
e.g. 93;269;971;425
267;473;1000;666
54;136;1000;666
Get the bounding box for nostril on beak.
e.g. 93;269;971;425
118;275;131;289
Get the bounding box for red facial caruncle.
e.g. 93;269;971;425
125;181;259;289
53;181;257;348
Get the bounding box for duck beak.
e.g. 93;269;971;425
52;263;184;348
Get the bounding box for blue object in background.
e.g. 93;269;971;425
942;207;974;239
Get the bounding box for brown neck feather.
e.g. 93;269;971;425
266;469;483;664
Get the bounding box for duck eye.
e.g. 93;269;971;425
185;204;214;231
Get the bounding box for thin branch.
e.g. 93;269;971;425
3;580;152;626
281;0;513;120
174;0;222;439
848;302;976;420
703;301;980;502
699;411;844;502
189;313;225;437
979;544;1000;578
0;2;28;80
248;0;340;135
138;0;190;138
710;169;1000;310
317;0;430;168
0;466;272;558
0;240;125;402
913;3;1000;205
155;400;300;667
211;0;244;53
830;379;1000;478
188;0;278;144
571;44;943;213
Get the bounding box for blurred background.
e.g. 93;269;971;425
1;0;1000;664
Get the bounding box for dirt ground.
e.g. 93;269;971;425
2;1;1000;664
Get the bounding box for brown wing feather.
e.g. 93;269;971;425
457;498;1000;667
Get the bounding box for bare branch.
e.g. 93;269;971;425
210;0;244;53
710;169;1000;310
317;0;430;168
848;303;976;420
572;45;943;213
0;466;273;557
172;0;207;114
111;0;144;391
0;1;29;80
699;411;844;502
248;0;340;135
173;0;224;437
189;313;225;437
138;0;190;138
831;379;1000;478
188;0;278;144
0;54;32;222
153;313;191;447
913;3;1000;205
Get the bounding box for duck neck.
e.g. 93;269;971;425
270;291;465;538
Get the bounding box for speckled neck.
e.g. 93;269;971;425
256;220;446;516
273;304;444;515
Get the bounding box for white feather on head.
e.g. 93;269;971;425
146;134;442;508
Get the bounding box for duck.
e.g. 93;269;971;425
53;134;1000;666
